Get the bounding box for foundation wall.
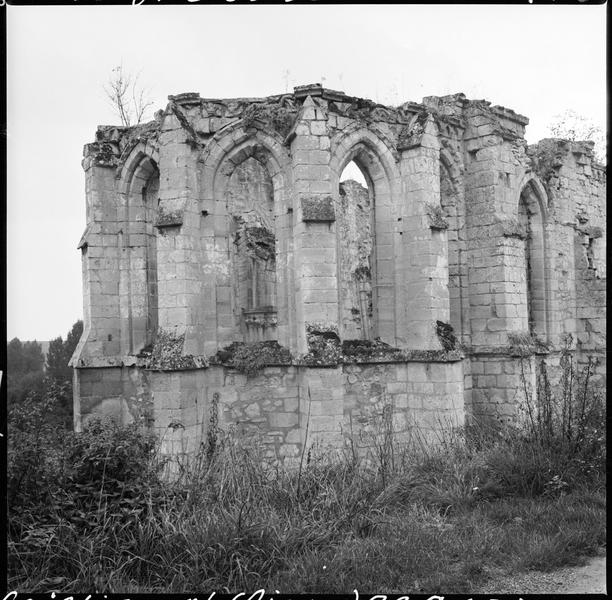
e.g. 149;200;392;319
75;359;463;463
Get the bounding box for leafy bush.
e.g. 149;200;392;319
66;418;159;485
7;392;168;591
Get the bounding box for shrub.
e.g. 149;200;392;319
7;385;67;509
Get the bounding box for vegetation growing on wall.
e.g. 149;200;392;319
241;103;296;139
212;341;292;377
146;330;208;370
300;323;463;365
436;320;458;351
341;338;405;362
302;323;342;366
508;331;539;356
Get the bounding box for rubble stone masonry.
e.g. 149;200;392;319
71;85;606;463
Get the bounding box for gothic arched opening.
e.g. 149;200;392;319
142;170;159;348
225;156;278;342
518;181;548;340
440;159;467;343
338;159;375;340
124;156;159;354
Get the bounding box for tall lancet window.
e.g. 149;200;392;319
142;171;159;347
226;156;277;342
518;182;548;340
338;160;374;341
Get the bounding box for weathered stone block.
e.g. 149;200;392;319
301;196;335;221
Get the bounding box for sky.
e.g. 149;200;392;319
6;3;607;342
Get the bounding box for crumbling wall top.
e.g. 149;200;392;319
83;119;160;169
87;84;604;177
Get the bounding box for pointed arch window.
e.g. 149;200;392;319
338;160;374;340
518;181;548;341
225;156;278;342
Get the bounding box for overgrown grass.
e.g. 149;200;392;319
7;354;606;593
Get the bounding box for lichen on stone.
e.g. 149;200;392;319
155;209;183;228
426;203;449;230
301;196;335;222
496;216;527;239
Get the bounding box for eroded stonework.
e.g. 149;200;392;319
71;84;606;463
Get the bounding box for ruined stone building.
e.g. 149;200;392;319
71;84;606;462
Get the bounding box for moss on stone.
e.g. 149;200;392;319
341;338;404;362
354;265;371;282
426;203;449;230
244;226;275;260
401;348;463;362
301;196;335;222
302;323;341;366
436;320;458;351
211;341;292;377
147;330;208;370
241;103;296;139
507;331;535;357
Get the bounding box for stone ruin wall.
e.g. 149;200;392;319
71;84;606;463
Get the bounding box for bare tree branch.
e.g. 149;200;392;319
547;109;606;164
104;64;153;127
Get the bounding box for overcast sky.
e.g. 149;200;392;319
6;4;606;342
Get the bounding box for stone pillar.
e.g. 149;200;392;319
275;197;295;351
289;94;338;354
155;95;203;356
397;116;450;349
71;144;124;431
74;151;122;363
197;134;222;356
463;108;534;422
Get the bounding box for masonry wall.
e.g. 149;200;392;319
529;140;607;382
72;85;606;457
74;358;463;466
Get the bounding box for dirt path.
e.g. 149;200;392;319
475;553;606;594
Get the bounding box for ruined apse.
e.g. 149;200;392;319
71;84;607;462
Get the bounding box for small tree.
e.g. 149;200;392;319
547;109;606;164
45;320;84;429
104;64;154;127
46;320;83;385
7;338;44;377
6;338;45;407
